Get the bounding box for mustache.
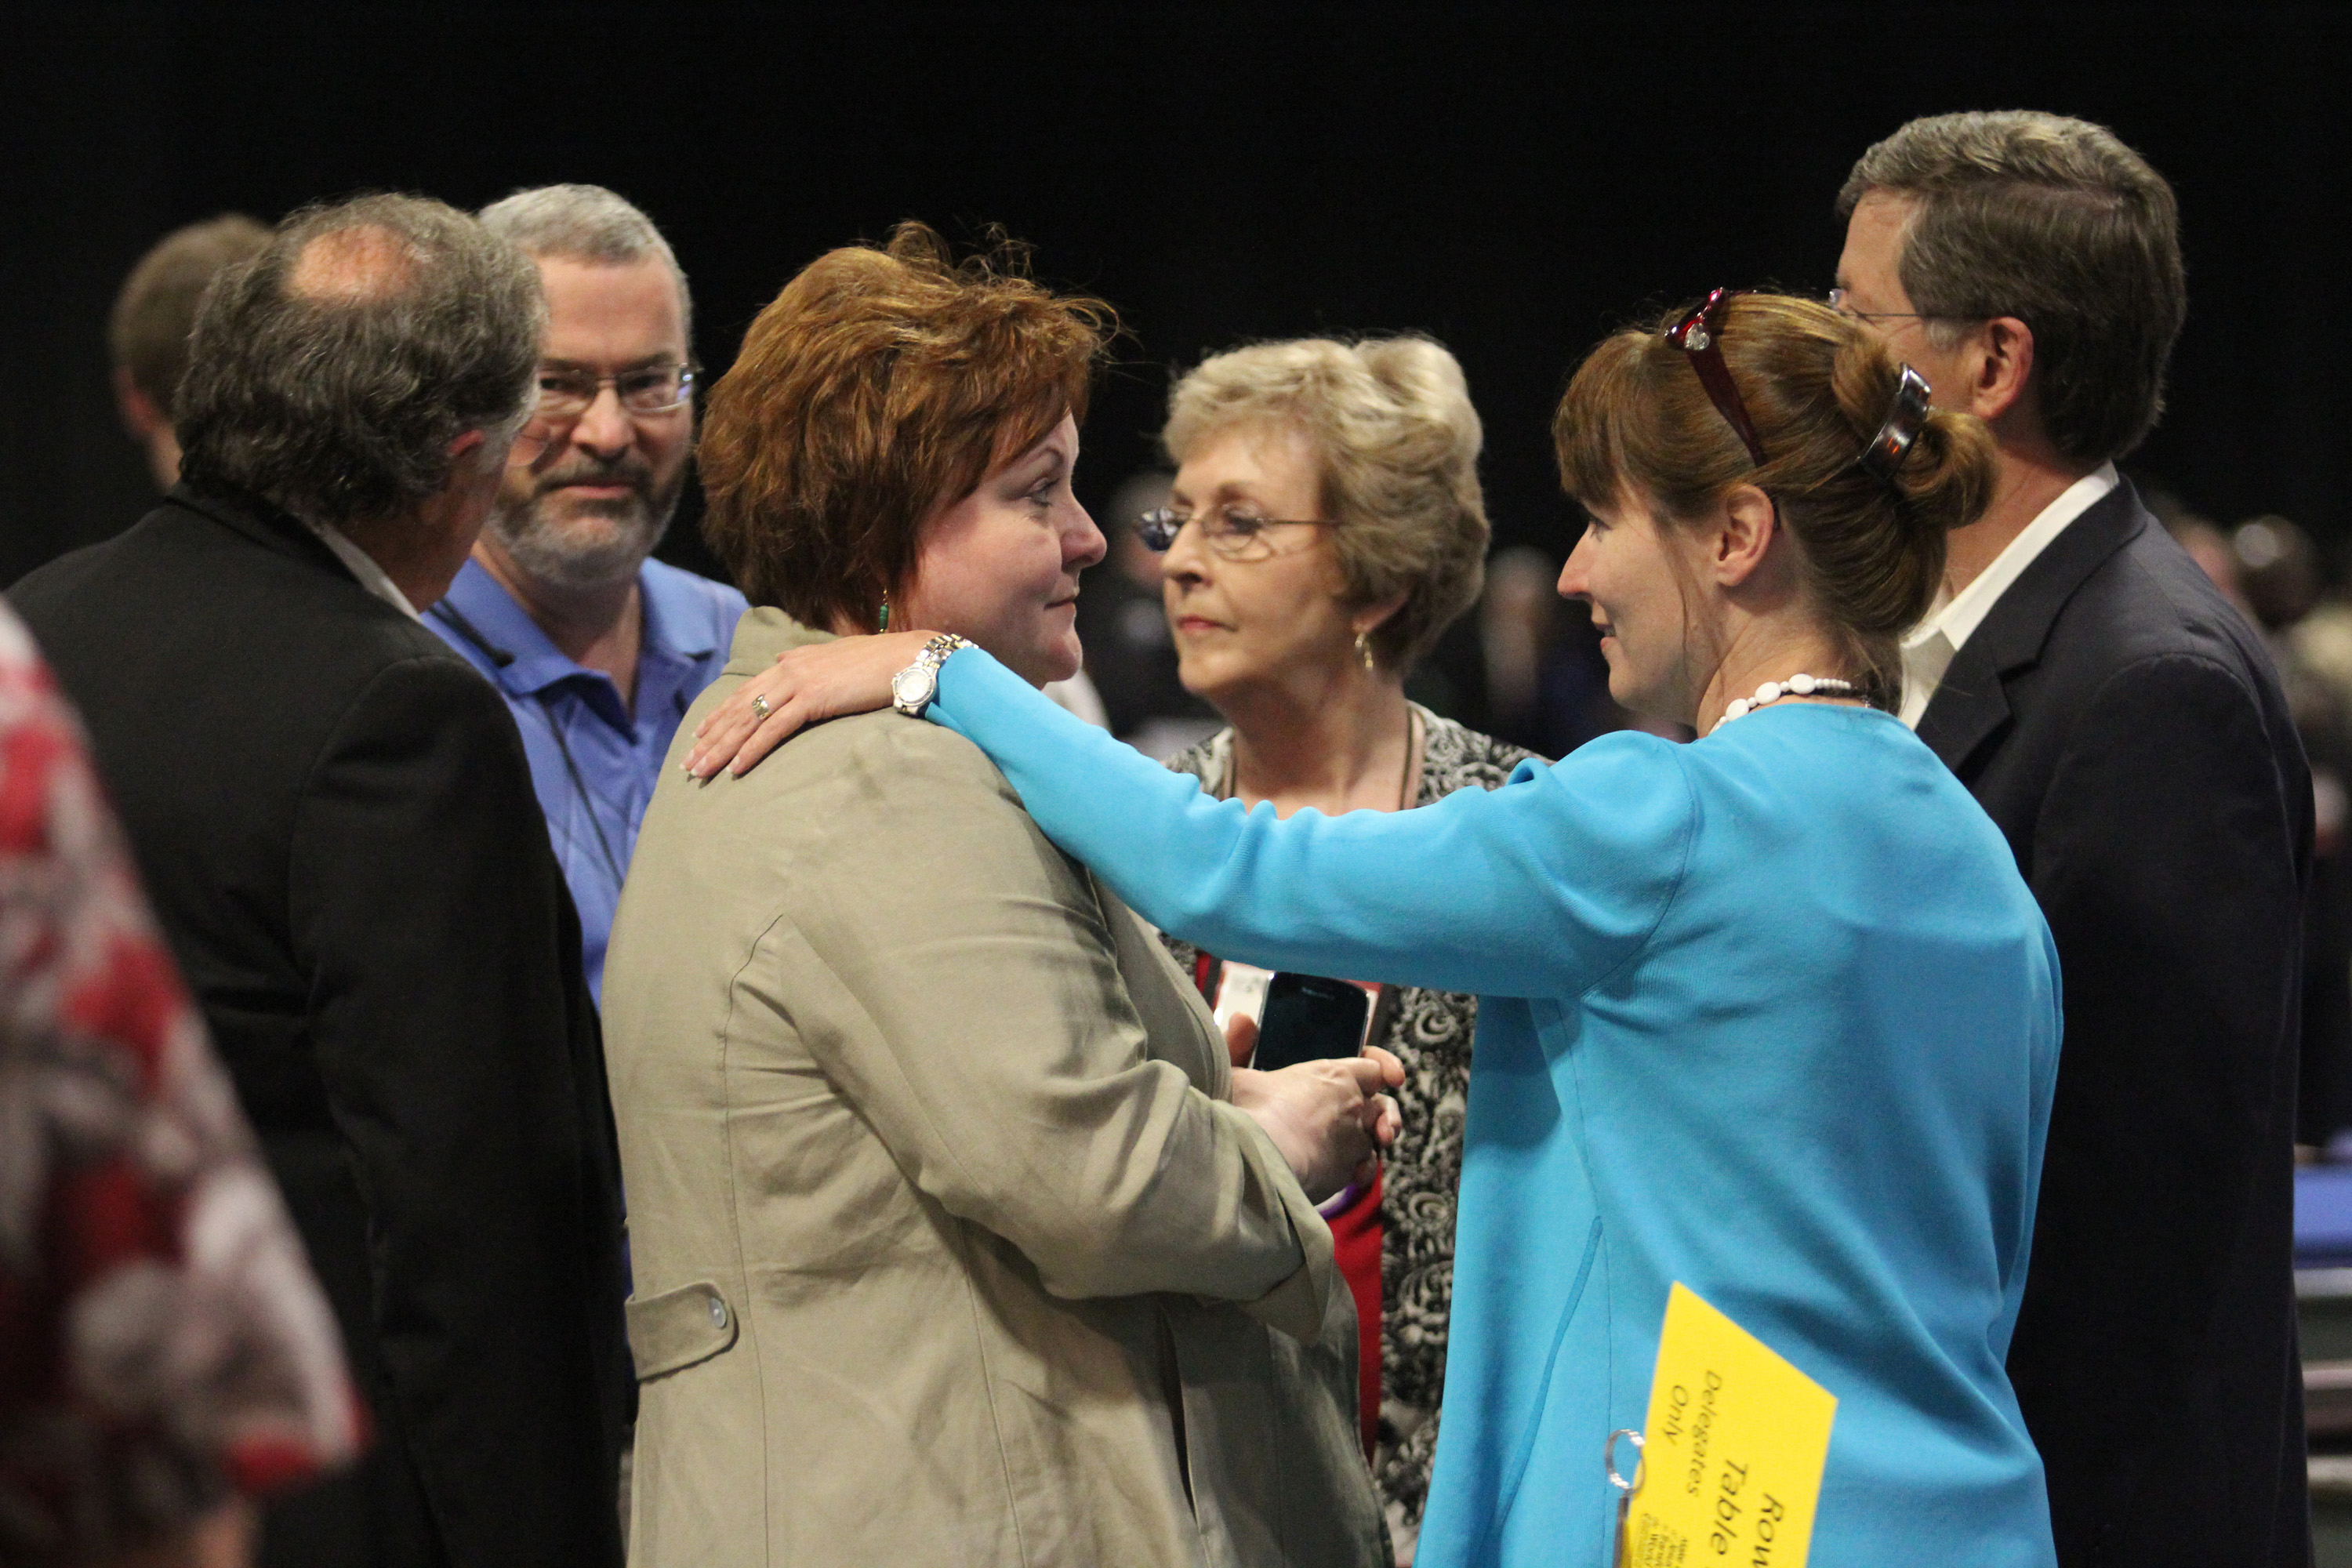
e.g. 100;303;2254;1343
533;455;655;496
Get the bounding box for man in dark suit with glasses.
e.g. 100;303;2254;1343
1836;110;2312;1565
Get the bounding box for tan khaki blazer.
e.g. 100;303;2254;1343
604;612;1383;1568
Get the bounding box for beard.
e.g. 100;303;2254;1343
485;452;688;593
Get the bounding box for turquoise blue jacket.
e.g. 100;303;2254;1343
926;649;2060;1568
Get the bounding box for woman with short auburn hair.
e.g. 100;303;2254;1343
605;223;1390;1568
698;290;2063;1565
1133;334;1533;1556
699;230;1110;636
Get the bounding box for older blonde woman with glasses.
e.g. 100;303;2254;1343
1132;338;1530;1555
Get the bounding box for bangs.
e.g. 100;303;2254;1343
1552;329;1650;514
985;368;1091;474
699;221;1113;626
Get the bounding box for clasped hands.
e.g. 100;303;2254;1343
1224;1014;1404;1203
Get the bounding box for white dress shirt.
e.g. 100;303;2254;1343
1898;462;2118;728
304;519;420;621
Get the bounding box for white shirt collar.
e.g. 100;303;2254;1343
1897;461;2118;727
304;519;420;621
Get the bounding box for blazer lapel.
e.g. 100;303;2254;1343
1916;480;2149;776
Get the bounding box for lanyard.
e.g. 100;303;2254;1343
427;601;630;887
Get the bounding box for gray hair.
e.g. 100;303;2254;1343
176;193;543;528
1163;335;1489;672
478;183;692;347
1836;110;2184;466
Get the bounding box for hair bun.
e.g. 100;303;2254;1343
1890;405;1997;538
1828;334;1995;539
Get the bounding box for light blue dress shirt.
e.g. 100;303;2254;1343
923;648;2060;1568
428;557;746;1000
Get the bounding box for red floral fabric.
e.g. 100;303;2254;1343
0;604;363;1561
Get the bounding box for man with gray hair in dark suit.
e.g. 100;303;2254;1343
1835;111;2312;1565
9;193;630;1568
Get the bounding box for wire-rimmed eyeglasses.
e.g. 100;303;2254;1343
1136;504;1331;561
1826;288;1963;328
529;361;698;426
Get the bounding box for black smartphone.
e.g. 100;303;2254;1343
1252;971;1371;1073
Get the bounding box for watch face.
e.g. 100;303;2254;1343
892;666;935;708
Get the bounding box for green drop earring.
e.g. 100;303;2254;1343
878;593;891;633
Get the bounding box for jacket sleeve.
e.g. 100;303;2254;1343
931;646;1694;999
287;654;625;1568
2011;651;2307;1442
777;719;1331;1334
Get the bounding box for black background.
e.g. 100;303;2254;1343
3;5;2345;590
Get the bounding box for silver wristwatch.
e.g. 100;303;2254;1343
891;634;975;717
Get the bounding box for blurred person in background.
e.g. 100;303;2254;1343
108;216;271;492
1073;467;1221;756
1838;110;2312;1563
2146;483;2253;619
1477;545;1622;759
425;184;746;1002
9;194;632;1568
0;600;361;1568
2166;504;2352;1157
2289;557;2352;1160
1125;334;1528;1560
615;224;1388;1568
2229;516;2352;1154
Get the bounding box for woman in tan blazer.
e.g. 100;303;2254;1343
601;224;1394;1568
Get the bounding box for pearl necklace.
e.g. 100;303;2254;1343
1714;673;1860;730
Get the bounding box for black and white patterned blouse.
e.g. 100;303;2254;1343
1157;706;1539;1530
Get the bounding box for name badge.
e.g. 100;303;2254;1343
1616;1283;1836;1566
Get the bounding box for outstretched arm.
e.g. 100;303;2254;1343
934;648;1695;996
684;636;1694;1000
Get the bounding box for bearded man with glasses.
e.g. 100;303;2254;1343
427;185;750;1000
1836;111;2313;1566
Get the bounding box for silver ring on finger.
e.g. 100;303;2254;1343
751;694;774;722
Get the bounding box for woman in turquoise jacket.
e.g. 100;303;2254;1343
691;292;2061;1568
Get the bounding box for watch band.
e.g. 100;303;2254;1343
891;633;975;717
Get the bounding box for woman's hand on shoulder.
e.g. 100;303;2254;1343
683;630;935;779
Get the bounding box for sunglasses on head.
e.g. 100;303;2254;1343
1664;288;1769;469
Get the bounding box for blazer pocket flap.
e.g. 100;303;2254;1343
626;1280;739;1380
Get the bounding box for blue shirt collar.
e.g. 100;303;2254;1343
435;556;724;702
637;557;728;670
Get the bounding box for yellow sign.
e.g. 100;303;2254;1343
1621;1283;1837;1567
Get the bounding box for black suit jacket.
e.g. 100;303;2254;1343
8;488;630;1568
1918;478;2312;1566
